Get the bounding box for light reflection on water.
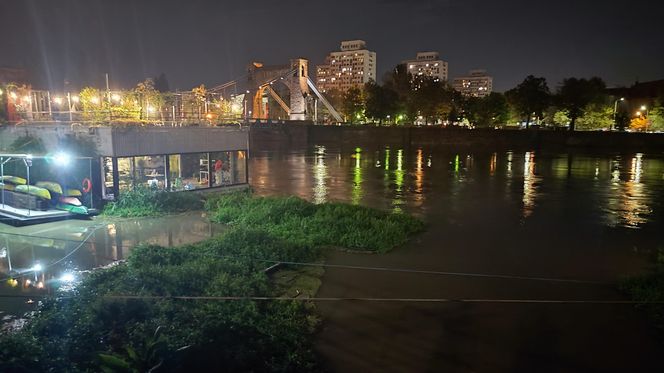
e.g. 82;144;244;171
251;146;664;231
0;212;223;317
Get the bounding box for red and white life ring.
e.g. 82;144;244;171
82;178;92;193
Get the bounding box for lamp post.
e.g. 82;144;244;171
641;105;650;132
612;97;625;130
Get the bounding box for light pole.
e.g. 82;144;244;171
612;97;625;130
641;105;649;132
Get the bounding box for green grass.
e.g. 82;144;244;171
102;186;204;217
205;191;424;253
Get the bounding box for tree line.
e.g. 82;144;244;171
322;64;664;132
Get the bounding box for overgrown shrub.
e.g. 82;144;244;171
205;191;424;252
103;186;204;217
0;228;320;372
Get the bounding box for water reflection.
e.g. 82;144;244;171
522;151;539;218
251;147;663;231
392;149;405;212
313;146;328;204
0;213;222;316
352;148;363;205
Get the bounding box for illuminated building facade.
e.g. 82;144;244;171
316;40;377;92
453;69;493;97
404;52;448;82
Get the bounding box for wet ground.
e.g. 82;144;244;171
250;147;664;372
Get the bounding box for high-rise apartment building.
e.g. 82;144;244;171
403;52;448;82
316;40;377;92
452;70;493;97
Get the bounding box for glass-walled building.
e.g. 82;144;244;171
97;126;249;200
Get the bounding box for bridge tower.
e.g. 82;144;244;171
288;58;309;121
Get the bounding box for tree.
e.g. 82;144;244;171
341;87;364;124
134;79;164;121
409;77;451;124
649;99;664;132
364;81;399;124
464;92;509;127
556;77;607;131
629;116;649;132
576;104;613;130
505;75;550;128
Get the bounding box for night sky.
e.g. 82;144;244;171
1;0;662;92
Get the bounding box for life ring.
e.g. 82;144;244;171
82;178;92;193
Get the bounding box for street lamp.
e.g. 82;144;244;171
612;97;625;130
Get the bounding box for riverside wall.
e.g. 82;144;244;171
249;124;664;153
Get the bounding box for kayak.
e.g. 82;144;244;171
0;175;27;185
56;203;88;215
36;181;64;195
59;196;82;206
14;185;52;200
64;188;83;197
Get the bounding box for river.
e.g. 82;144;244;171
1;145;663;371
250;146;664;372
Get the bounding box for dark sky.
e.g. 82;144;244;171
1;0;662;92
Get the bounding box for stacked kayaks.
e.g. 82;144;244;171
0;176;50;210
1;176;88;215
35;181;89;215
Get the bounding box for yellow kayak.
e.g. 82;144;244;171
36;181;64;195
0;175;27;185
0;182;16;191
65;188;83;197
15;185;52;200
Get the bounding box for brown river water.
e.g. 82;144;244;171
251;146;664;372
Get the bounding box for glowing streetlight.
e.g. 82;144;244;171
147;105;155;113
53;96;63;105
636;111;642;117
111;93;121;102
640;105;647;111
32;263;43;272
71;95;80;103
53;152;71;166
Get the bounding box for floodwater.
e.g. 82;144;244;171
0;212;223;318
250;146;664;372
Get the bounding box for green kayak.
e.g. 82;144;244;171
15;185;52;200
36;181;64;195
56;203;89;215
0;175;27;185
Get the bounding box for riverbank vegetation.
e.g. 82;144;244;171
621;250;664;330
205;192;424;253
102;186;204;217
0;192;423;371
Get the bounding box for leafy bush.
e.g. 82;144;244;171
0;228;320;372
103;186;204;217
205;191;424;252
